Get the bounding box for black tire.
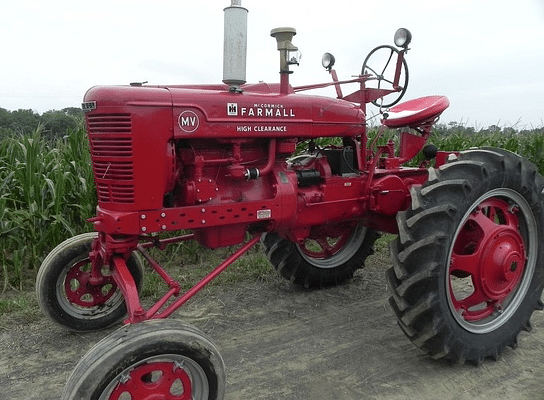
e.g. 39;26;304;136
61;319;226;400
388;148;544;365
36;232;144;332
263;224;379;288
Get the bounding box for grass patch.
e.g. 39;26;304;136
0;290;41;328
141;243;276;302
374;233;395;254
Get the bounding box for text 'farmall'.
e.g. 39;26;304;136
227;103;296;118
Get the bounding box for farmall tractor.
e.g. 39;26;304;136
37;2;544;399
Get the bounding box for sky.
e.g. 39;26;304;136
1;0;543;129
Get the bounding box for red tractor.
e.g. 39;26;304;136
37;2;544;399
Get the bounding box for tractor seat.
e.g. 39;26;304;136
382;95;450;128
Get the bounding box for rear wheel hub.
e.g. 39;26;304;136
449;196;530;324
479;229;525;301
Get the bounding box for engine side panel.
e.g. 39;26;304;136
170;83;365;139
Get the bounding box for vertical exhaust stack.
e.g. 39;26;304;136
223;0;248;90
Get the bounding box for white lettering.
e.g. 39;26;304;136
181;117;196;127
230;103;295;118
253;126;287;132
178;110;199;133
253;103;283;109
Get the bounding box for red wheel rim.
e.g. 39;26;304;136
449;197;526;322
109;361;193;400
64;258;118;307
298;224;358;259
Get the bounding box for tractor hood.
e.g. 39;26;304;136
83;82;365;140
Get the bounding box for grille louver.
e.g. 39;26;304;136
87;114;135;204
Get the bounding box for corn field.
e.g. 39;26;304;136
0;122;543;292
0;124;95;292
427;126;544;174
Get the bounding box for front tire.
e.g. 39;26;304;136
388;148;544;365
36;232;144;332
61;320;226;400
263;224;379;288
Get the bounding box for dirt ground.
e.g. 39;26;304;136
1;249;544;400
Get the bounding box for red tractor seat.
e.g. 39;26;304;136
382;95;450;128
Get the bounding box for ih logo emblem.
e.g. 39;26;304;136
227;103;238;116
178;110;199;133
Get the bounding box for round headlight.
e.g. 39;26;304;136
321;52;335;70
394;28;412;48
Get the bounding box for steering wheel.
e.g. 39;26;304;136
361;45;409;108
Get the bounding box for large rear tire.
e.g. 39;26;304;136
388;148;544;365
263;224;379;288
61;320;226;400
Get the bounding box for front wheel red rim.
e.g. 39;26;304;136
56;254;126;320
102;355;210;400
64;258;118;307
447;189;537;334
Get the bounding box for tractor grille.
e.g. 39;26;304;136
87;114;135;204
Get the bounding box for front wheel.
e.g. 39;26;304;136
388;149;544;365
263;224;379;288
61;320;226;400
36;232;144;332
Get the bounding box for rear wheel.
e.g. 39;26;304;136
263;224;379;288
36;232;144;332
388;149;544;365
61;320;226;400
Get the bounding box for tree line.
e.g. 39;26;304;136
0;107;84;142
433;121;542;137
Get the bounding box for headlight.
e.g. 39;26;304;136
321;52;335;71
394;28;412;48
